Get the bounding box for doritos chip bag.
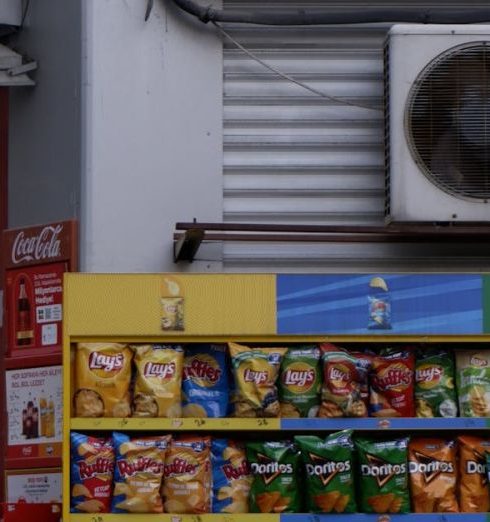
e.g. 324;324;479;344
71;432;115;513
278;346;321;418
295;430;356;513
458;435;490;512
112;432;169;513
132;344;184;418
162;436;212;514
246;440;301;513
415;348;458;418
182;344;229;418
355;437;410;514
319;343;370;418
212;439;252;513
229;343;287;417
408;438;458;513
74;343;133;417
456;350;490;417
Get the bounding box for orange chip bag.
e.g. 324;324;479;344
408;438;458;513
458;435;490;512
132;344;184;418
162;436;211;514
74;343;133;417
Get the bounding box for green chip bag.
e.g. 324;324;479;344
456;350;490;417
355;437;410;514
279;346;321;418
246;441;301;513
295;430;356;513
415;348;458;418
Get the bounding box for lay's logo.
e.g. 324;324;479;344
89;352;124;372
471;356;488;368
244;369;268;384
143;362;176;380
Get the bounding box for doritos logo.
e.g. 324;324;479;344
466;449;487;482
409;451;454;484
361;454;406;488
251;453;293;485
78;458;114;480
305;453;350;486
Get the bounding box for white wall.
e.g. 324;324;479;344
81;0;223;273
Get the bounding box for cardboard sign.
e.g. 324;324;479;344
5;469;61;503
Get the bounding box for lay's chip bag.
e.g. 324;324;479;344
295;431;356;513
182;344;229;418
71;432;115;513
246;440;301;513
458;435;490;512
74;343;133;417
229;343;287;418
112;432;170;513
162;436;212;514
132;344;184;418
278;346;321;418
212;439;252;513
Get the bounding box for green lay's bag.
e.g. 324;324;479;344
355;437;410;514
246;441;301;513
456;350;490;417
295;430;356;513
279;346;321;418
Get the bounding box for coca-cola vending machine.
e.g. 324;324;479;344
1;220;77;503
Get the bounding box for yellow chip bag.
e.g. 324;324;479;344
162;436;211;514
229;343;287;417
132;344;184;418
74;343;133;417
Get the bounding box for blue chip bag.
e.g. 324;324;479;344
212;438;252;513
182;344;229;417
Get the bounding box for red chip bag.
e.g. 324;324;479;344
369;348;415;417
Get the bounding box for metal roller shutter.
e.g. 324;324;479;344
221;1;490;272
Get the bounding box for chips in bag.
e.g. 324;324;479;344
415;348;458;418
74;343;133;417
162;436;212;514
408;438;458;513
370;347;415;417
278;346;321;418
319;343;370;418
212;439;252;513
112;432;169;513
71;432;115;513
246;440;301;513
458;435;490;512
295;430;356;513
229;343;287;418
182;344;229;418
132;344;184;418
355;437;410;514
456;350;490;417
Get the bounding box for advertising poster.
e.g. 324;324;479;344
6;469;61;503
6;366;62;459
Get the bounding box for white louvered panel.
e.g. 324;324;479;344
221;0;490;272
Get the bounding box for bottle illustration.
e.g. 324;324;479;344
21;404;27;437
16;277;34;346
39;392;47;437
31;402;39;439
25;396;34;439
46;395;55;438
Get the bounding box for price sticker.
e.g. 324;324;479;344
377;515;391;522
171;517;182;522
220;419;231;427
91;516;103;522
378;419;391;429
257;418;269;427
118;418;129;428
194;418;206;427
172;419;183;428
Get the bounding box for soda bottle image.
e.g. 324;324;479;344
39;393;47;437
46;395;55;438
31;404;39;439
15;277;34;346
21;404;27;437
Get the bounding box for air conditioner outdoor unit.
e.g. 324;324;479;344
385;24;490;223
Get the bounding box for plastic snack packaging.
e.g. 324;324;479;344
295;430;356;513
182;344;229;417
368;276;391;330
71;432;115;513
456;350;490;417
458;435;490;512
278;345;321;418
132;344;184;418
112;432;170;513
74;343;133;417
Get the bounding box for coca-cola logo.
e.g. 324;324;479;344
11;224;63;264
143;362;175;380
89;352;124;372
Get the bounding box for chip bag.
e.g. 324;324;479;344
370;347;415;417
408;438;458;513
319;343;370;418
162;436;211;514
456;350;490;417
74;343;133;417
458;435;490;512
278;346;321;418
112;432;169;513
132;344;184;418
246;440;301;513
71;432;115;513
229;343;287;417
415;348;458;418
182;344;229;418
212;439;252;513
355;437;410;514
295;430;356;513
